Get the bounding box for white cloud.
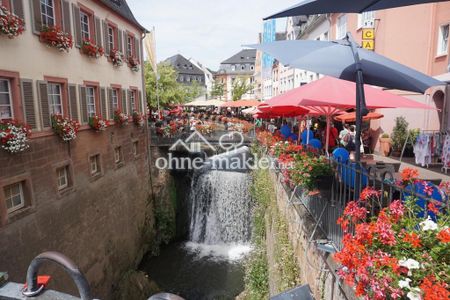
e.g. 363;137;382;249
126;0;296;70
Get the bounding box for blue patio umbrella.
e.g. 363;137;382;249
245;37;444;162
264;0;450;20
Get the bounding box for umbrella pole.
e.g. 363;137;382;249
348;33;369;163
325;115;331;154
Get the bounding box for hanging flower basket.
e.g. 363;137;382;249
114;109;128;126
132;111;145;127
88;115;108;131
39;26;73;52
128;56;140;72
0;119;31;154
81;39;104;58
0;5;25;38
110;49;124;67
51;114;80;142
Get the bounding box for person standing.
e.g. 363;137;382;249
328;123;339;149
339;124;350;147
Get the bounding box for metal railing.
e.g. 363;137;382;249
275;157;449;250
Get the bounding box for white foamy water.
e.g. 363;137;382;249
184;242;252;261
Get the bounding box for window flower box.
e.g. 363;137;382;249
0;119;31;153
88;115;108;131
132;111;145;127
40;26;73;52
114;109;128;127
128;56;140;72
51;114;80;142
81;39;104;58
110;49;124;67
0;5;25;39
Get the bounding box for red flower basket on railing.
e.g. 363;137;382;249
0;119;31;153
128;56;140;72
110;49;124;67
0;5;25;38
39;26;73;52
88;115;108;131
114;109;128;127
51;114;80;142
81;39;104;58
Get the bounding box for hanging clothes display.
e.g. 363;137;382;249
414;134;432;167
441;135;450;173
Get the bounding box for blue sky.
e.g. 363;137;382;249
127;0;296;70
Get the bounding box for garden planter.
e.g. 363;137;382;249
379;137;391;157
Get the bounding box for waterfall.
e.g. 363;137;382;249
189;169;252;245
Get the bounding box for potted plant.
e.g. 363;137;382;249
39;26;73;52
128;56;140;72
391;117;409;157
88;115;108;131
81;39;104;58
132;111;145;127
51;114;80;142
0;5;25;39
110;49;124;67
0;119;31;153
379;133;392;157
114;109;129;127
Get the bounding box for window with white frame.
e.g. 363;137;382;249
114;147;122;163
130;91;136;112
56;166;69;190
48;83;63;115
357;11;375;29
80;11;90;40
4;182;25;214
0;78;13;120
112;89;119;110
127;36;133;57
89;155;100;175
108;26;115;51
40;0;55;27
336;14;347;39
86;87;96;118
437;24;449;55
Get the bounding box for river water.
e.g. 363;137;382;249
141;159;253;300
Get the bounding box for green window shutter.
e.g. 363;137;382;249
79;86;87;124
38;81;50;128
72;3;81;48
20;79;37;129
68;84;78;121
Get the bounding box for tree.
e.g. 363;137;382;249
144;62;202;108
231;77;253;101
211;80;225;99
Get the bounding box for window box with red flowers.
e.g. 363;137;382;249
132;111;145;127
110;49;124;67
88;115;108;131
51;114;80;142
0;119;31;154
81;39;104;59
114;109;128;127
0;5;25;39
335;170;450;300
39;26;73;52
128;56;140;72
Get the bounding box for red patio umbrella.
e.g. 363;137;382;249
259;76;434;152
335;112;384;123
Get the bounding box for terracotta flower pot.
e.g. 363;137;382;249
379;137;392;157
